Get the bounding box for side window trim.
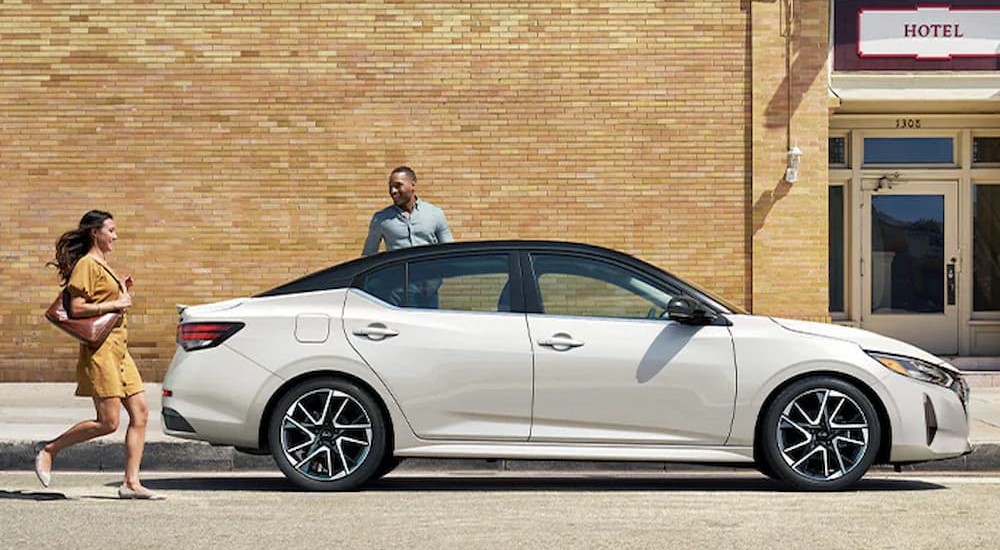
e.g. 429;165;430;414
508;252;526;313
519;250;544;314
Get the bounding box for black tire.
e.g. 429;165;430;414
373;456;403;480
760;376;881;491
755;458;780;481
268;377;387;491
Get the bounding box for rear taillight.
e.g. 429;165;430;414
177;322;245;352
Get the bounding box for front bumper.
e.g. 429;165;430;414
884;372;972;463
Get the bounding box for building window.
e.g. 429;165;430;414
973;137;1000;165
829;137;847;166
974;185;1000;312
829;186;845;314
863;137;953;165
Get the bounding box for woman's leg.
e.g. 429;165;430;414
121;391;149;490
38;396;121;472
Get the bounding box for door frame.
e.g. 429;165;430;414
858;178;960;354
830;116;1000;356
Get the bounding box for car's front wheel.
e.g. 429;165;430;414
760;376;881;491
268;377;387;491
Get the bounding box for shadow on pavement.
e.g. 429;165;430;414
0;490;70;501
133;476;300;492
135;475;946;493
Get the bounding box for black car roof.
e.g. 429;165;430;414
255;240;741;314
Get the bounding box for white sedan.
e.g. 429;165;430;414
162;240;971;491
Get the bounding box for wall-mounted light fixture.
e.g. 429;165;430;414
875;172;901;191
785;146;802;183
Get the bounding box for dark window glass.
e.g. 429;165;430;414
973;137;1000;164
864;137;953;164
829;137;847;166
870;195;945;314
407;254;511;312
829;186;845;313
974;185;1000;312
360;264;405;306
531;254;676;319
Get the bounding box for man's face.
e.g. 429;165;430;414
388;172;416;207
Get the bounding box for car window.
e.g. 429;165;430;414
530;254;675;319
407;254;511;312
360;264;405;306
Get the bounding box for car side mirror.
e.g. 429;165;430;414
666;295;716;325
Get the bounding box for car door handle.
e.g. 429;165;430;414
537;334;584;350
352;324;399;339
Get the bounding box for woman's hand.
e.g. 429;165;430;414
113;290;133;312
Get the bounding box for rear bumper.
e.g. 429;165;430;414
161;407;196;433
161;344;278;448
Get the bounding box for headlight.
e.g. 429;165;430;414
867;351;954;387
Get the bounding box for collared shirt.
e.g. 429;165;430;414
362;198;454;256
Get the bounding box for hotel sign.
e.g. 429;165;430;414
859;5;1000;60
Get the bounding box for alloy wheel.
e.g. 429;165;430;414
279;388;373;482
776;388;870;482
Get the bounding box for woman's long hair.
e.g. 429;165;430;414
48;210;113;284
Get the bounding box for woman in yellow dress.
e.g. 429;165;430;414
36;210;164;499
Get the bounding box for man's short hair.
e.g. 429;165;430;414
390;166;417;182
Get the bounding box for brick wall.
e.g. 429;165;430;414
0;1;827;382
751;0;831;321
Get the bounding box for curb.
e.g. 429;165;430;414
4;440;999;473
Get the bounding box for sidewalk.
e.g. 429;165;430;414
1;378;999;473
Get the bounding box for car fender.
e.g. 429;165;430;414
728;332;897;447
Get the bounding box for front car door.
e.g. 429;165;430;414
524;252;737;445
343;252;533;441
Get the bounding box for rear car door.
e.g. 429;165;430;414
524;252;737;445
343;252;533;440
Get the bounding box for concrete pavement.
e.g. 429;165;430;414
6;472;1000;549
1;376;999;473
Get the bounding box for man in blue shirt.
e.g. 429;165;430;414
361;166;454;257
362;166;454;308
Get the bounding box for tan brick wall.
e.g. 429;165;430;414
0;1;820;383
751;0;830;321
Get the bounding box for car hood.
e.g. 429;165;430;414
770;317;958;372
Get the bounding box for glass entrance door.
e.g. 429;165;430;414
861;181;958;354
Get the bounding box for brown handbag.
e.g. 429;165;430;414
44;260;123;348
45;290;121;348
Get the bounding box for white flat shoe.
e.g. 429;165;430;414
117;484;166;500
34;449;51;488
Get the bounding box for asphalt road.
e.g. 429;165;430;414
2;471;999;549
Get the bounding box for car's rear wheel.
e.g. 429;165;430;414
268;377;386;491
760;376;880;491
